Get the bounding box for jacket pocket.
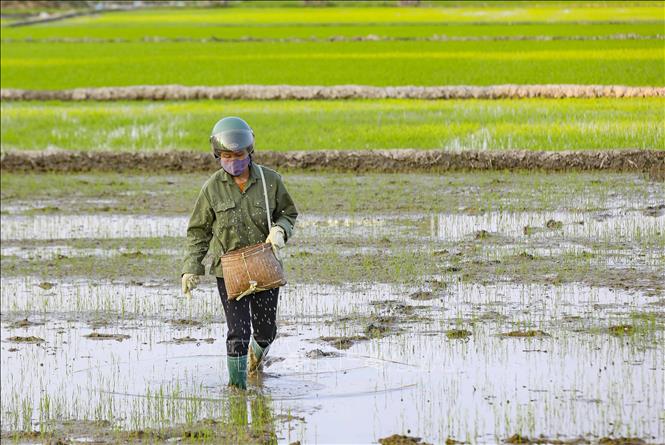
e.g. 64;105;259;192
212;199;236;230
252;197;275;231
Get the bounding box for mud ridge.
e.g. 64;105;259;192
2;84;664;101
3;33;661;44
1;149;663;174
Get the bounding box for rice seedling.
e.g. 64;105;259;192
2;39;662;88
3;22;664;41
1;3;661;42
2;98;662;152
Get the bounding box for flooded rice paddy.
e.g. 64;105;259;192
1;172;663;444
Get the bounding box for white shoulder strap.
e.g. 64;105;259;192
257;164;272;229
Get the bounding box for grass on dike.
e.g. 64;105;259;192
2;98;662;152
1;39;662;88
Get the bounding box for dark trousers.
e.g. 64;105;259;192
217;278;279;357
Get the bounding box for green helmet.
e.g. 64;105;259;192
209;116;255;159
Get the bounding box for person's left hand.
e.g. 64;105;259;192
265;226;285;258
181;273;200;298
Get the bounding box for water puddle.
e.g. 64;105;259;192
2;277;662;442
0;215;189;240
430;209;665;243
475;242;664;269
0;198;120;216
2;209;662;243
0;245;181;260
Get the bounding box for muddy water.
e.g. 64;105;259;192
0;245;181;260
431;209;665;242
1;173;663;443
2;208;663;242
0;215;189;240
2;276;663;443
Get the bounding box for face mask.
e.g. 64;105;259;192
220;156;250;176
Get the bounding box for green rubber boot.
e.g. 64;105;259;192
248;337;270;377
227;355;247;390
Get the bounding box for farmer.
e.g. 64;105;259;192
181;116;298;390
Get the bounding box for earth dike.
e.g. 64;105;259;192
1;149;663;175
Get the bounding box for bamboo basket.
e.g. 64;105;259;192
220;242;286;300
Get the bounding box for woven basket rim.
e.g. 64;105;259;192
221;242;271;261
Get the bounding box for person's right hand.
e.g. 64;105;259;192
181;273;200;298
266;225;286;260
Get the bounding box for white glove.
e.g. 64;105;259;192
265;226;286;258
181;273;199;298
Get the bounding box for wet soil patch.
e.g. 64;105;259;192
320;312;406;346
545;219;564;230
456;253;665;294
409;291;437;301
598;438;647;445
476;311;509;321
337;305;429;339
37;281;55;290
2;149;663;173
369;299;402;308
0;414;283;445
158;336;216;345
364;322;394;339
368;302;422;317
263;356;286;368
608;325;636;336
474;229;492;240
378;434;433;445
446;329;472;340
5;335;45;344
504;433;592;444
642;204;665;217
318;335;369;350
168;318;203;327
88;318;112;329
83;332;131;341
120;250;148;258
501;330;550;338
305;348;341;359
7;318;44;329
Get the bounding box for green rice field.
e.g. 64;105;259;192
1;1;663;153
1;3;663;89
1;38;662;89
3;22;664;40
1;2;664;444
1;98;663;151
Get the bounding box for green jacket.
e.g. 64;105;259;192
182;163;298;277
